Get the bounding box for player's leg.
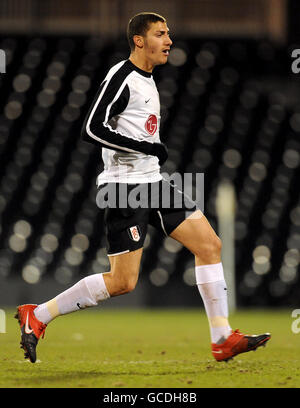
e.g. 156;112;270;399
169;209;270;361
149;179;231;346
169;210;232;344
103;247;143;296
15;248;143;363
16;180;148;363
34;247;143;324
37;181;147;316
170;210;222;265
30;182;146;322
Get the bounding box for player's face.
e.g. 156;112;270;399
143;21;172;66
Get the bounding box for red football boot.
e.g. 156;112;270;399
212;329;271;362
15;304;47;363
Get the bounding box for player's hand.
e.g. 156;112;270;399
151;142;168;166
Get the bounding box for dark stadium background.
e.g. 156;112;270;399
0;0;299;310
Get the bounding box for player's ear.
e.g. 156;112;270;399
133;35;144;49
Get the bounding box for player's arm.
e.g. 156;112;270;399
81;77;168;165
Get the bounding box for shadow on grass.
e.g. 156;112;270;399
4;357;274;388
9;363;216;387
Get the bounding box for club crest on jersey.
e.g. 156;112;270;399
145;114;157;136
128;225;141;242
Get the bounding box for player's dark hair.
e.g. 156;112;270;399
127;12;166;51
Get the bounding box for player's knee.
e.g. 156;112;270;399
209;235;222;258
213;235;222;254
125;277;137;293
193;235;222;262
112;274;138;296
117;280;136;295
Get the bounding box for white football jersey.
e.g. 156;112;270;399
81;59;163;185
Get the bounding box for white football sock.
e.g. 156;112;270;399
34;273;110;325
195;262;232;344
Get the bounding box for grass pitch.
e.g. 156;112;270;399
0;308;299;388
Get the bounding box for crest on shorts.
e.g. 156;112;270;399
145;114;157;135
128;225;141;242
